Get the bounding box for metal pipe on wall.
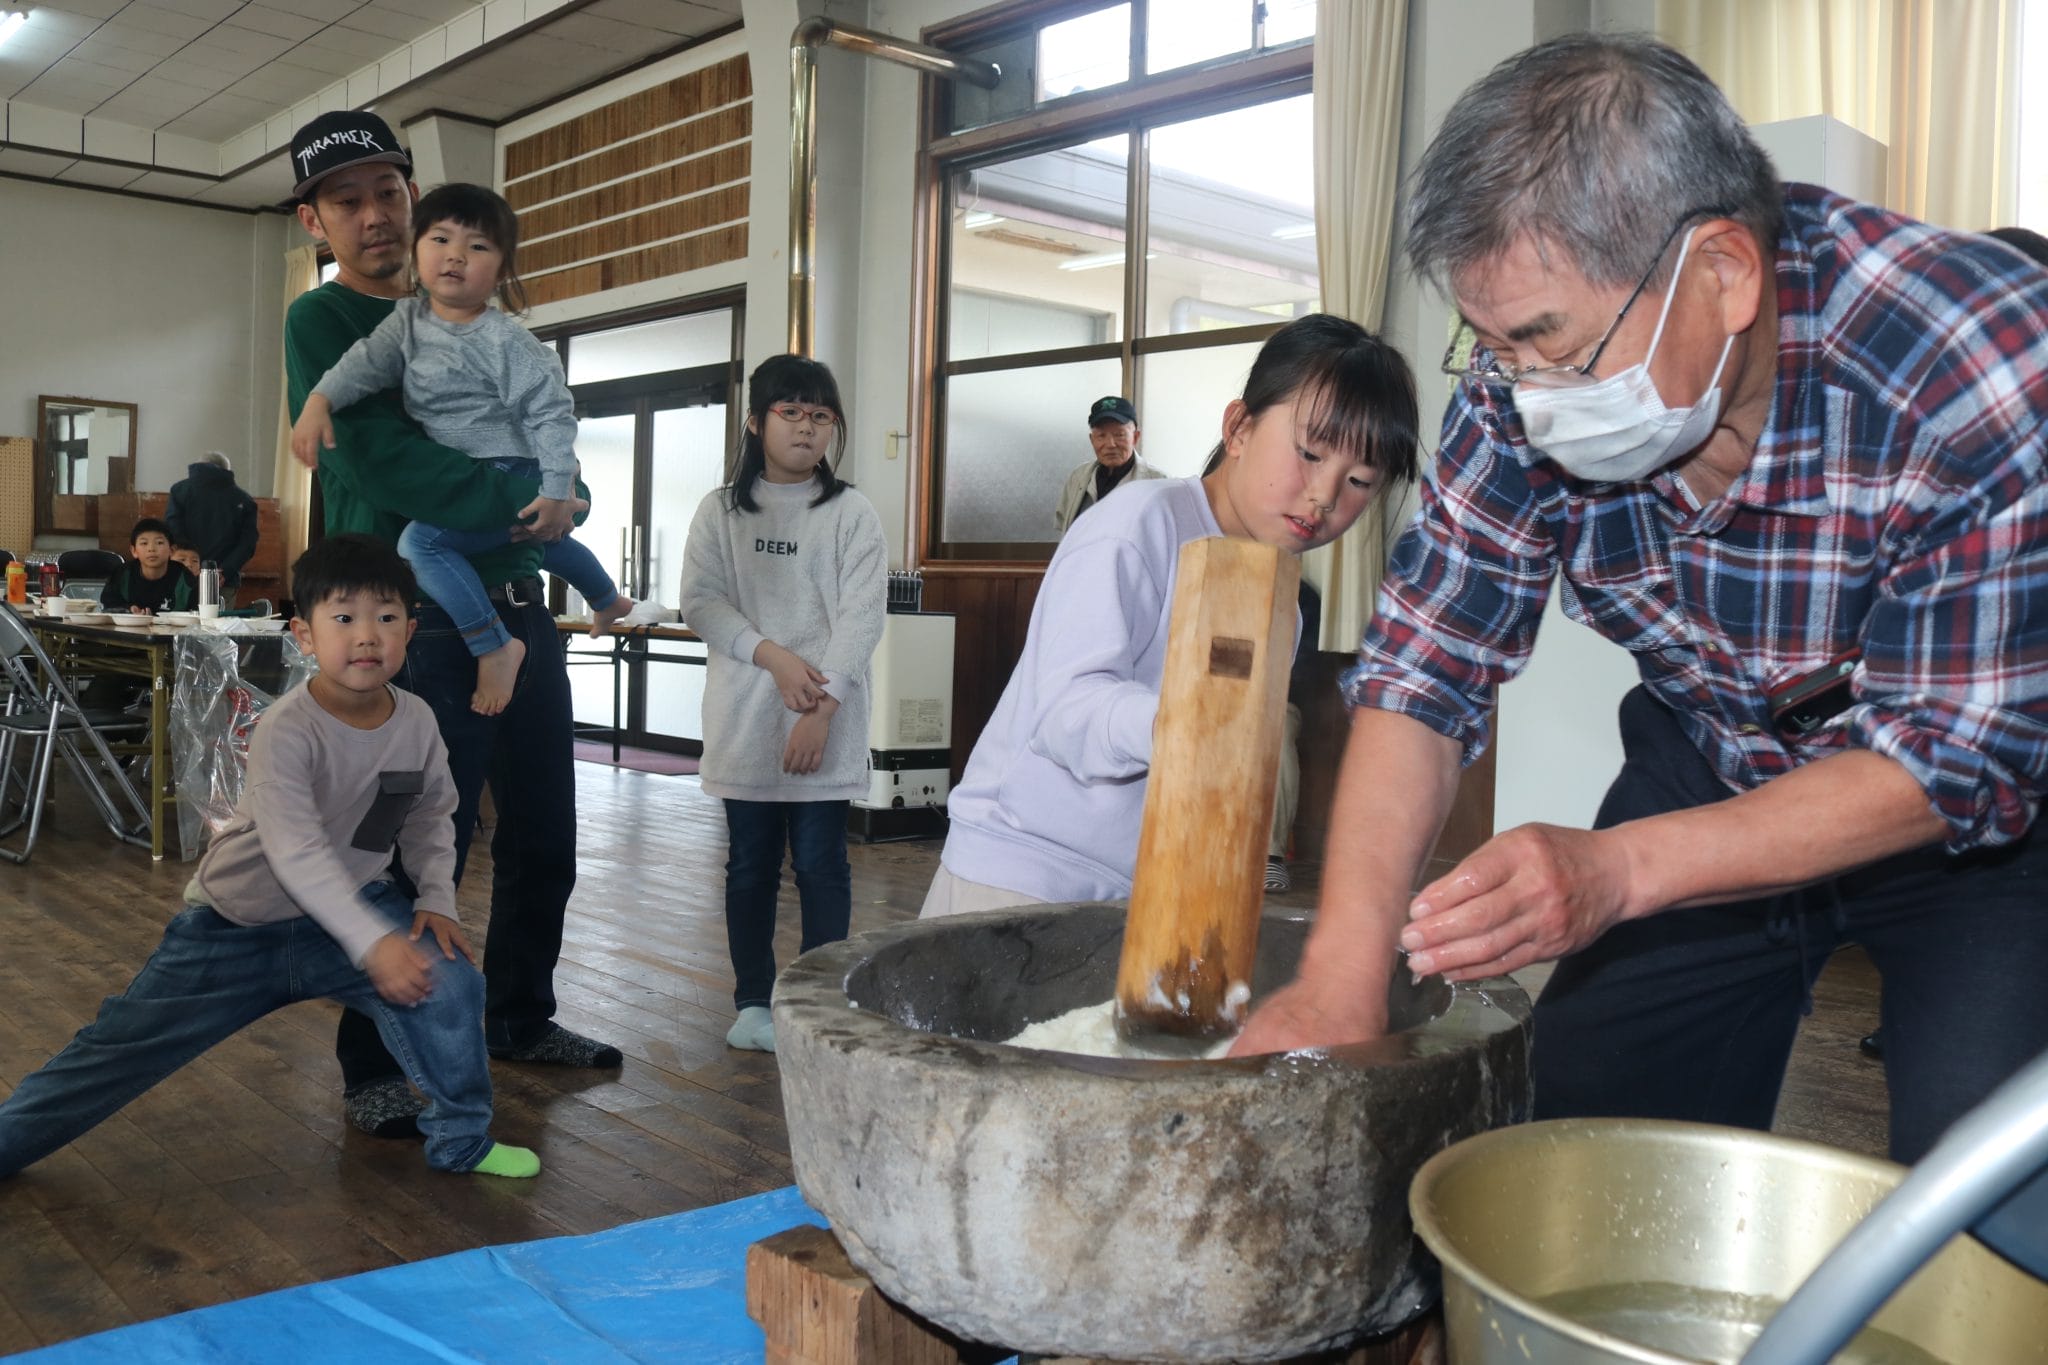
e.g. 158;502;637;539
787;17;999;357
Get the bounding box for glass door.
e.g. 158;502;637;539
550;301;741;755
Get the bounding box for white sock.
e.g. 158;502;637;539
726;1005;776;1053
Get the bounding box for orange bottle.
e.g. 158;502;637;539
4;560;25;604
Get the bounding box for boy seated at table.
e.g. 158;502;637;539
0;533;540;1183
99;517;197;615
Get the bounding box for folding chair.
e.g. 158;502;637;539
0;607;152;863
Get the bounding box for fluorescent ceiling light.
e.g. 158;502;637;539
1271;221;1316;240
0;11;27;51
962;211;1003;230
1058;249;1156;272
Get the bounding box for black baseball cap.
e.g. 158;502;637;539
1088;395;1138;426
289;110;411;202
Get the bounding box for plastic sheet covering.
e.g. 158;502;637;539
170;631;315;860
10;1185;890;1365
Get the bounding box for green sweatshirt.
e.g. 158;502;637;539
286;282;573;587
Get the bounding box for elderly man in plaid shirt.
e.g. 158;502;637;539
1237;34;2048;1257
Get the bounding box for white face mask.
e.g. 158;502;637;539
1513;227;1734;482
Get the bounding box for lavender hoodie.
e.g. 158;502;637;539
941;477;1227;903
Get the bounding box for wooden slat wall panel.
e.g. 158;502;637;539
525;225;748;307
522;185;749;273
503;57;751;181
97;490;288;606
505;55;752;309
506;106;751;212
521;144;750;241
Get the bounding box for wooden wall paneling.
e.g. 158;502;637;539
506;107;753;212
501;51;754;311
519;144;750;241
502;57;752;182
521;185;750;274
525;223;749;308
96;492;288;605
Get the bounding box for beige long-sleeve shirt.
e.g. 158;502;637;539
192;683;458;966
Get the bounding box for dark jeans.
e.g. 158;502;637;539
0;884;494;1175
723;799;851;1011
335;591;577;1084
1533;688;2048;1169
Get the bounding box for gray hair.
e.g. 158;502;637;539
204;451;232;470
1405;34;1781;297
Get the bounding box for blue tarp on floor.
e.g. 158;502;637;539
13;1185;823;1364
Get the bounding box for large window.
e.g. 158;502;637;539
922;1;1317;559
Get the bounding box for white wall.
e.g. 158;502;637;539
0;178;286;503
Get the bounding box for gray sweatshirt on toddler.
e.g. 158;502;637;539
311;297;579;500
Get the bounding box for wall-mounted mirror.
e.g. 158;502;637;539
35;395;135;536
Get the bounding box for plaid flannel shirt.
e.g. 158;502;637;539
1348;185;2048;852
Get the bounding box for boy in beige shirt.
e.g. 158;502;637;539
0;534;537;1180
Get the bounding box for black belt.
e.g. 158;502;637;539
416;576;544;611
487;576;545;606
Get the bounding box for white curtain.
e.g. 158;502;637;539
273;244;321;584
1301;0;1409;650
1657;0;2020;230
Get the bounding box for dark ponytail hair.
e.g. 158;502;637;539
1200;314;1420;485
729;354;852;513
411;182;528;314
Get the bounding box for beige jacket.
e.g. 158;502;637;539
1054;457;1168;535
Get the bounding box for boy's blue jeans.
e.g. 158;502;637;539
723;799;852;1011
397;457;620;660
0;882;496;1176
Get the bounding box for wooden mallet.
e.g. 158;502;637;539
1114;536;1300;1051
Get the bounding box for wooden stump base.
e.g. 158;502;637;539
745;1224;1444;1365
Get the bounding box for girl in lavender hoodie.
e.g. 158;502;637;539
923;315;1420;916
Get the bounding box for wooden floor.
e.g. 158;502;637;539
0;765;1889;1355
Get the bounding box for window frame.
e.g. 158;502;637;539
910;2;1315;565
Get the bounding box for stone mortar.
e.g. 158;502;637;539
774;903;1532;1362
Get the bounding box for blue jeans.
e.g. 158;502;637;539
723;800;851;1010
1532;688;2048;1166
334;591;577;1084
397;458;620;660
0;883;495;1176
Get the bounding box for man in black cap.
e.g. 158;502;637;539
1054;394;1165;535
283;110;621;1143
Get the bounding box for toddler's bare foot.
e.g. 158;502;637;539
471;636;527;715
590;596;634;638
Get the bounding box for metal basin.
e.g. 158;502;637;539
1409;1119;2048;1364
774;902;1532;1361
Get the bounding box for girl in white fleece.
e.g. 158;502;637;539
678;356;887;1053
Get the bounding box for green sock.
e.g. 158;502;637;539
471;1142;541;1178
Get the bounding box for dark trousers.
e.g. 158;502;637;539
723;799;851;1011
335;593;577;1086
1532;687;2048;1170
